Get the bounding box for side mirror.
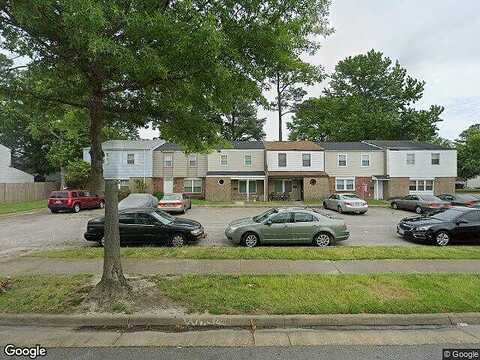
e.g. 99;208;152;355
265;220;272;226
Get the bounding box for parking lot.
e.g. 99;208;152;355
0;205;421;256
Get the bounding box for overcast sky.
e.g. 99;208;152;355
141;0;480;141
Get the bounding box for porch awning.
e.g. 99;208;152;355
372;175;390;180
267;171;328;178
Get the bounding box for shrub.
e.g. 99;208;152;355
133;178;147;193
153;191;164;200
65;160;90;189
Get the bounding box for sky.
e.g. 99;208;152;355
140;0;480;141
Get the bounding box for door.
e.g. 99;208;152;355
454;210;480;242
374;181;384;200
290;212;316;243
290;180;301;201
164;179;174;193
261;212;293;243
118;213;139;244
135;213;163;244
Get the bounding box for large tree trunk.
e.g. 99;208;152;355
88;91;104;194
90;180;130;304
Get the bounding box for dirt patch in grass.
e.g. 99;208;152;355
367;281;414;300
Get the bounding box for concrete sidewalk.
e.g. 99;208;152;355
1;257;480;276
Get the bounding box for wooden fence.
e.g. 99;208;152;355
0;182;59;203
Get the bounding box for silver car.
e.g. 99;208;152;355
158;193;192;214
390;194;450;214
323;193;368;214
225;208;350;247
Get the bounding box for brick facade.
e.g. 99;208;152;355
205;177;232;202
303;177;330;201
434;177;456;195
385;177;410;199
355;177;374;199
152;177;163;193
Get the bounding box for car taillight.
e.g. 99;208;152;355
466;201;476;207
428;203;441;208
67;198;73;205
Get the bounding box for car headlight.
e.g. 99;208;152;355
191;228;203;236
416;226;430;231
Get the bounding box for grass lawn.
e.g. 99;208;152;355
0;274;92;313
0;200;47;215
155;273;480;315
367;199;390;207
30;245;480;261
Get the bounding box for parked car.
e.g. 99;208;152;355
397;207;480;246
158;193;191;214
323;193;368;214
84;208;205;246
118;193;159;210
225;208;350;248
390;195;450;214
48;190;105;213
437;193;480;208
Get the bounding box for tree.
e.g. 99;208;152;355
270;62;324;141
221;100;266;141
1;0;332;302
456;124;480;180
288;50;443;142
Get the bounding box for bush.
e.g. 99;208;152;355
153;192;164;200
65;160;90;189
133;178;147;193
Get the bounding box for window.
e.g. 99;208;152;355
244;154;252;167
136;213;157;225
274;180;292;193
337;154;347;167
335;177;355;191
406;153;415;165
188;154;197;167
302;153;311;167
460;211;480;223
184;179;202;193
431;153;440;165
278;153;287;167
119;213;136;224
218;179;225;185
220;154;228;166
239;180;257;194
274;180;283;193
164;153;173;167
127;153;135;165
294;212;315;223
361;154;370;167
270;212;292;224
71;192;78;198
409;179;434;193
104;152;110;165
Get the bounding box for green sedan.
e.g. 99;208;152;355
225;208;350;247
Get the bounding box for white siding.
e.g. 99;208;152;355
266;151;324;172
0;144;34;183
386;149;457;178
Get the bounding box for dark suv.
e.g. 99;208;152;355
48;190;105;213
397;207;480;246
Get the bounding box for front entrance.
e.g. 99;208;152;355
164;179;173;193
270;178;303;201
374;180;384;200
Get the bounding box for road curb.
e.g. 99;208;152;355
0;313;479;329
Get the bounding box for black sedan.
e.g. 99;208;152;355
84;208;205;246
437;193;480;208
397;207;480;246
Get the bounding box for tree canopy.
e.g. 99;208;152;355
456;124;480;180
288;50;443;142
220;99;266;142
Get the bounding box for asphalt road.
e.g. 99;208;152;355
9;345;479;360
0;206;417;256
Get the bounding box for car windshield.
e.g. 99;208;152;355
253;209;277;223
162;194;182;200
430;209;463;221
50;191;69;198
341;194;360;199
152;209;175;224
420;195;440;201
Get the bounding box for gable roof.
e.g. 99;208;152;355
320;142;380;151
363;140;452;150
155;140;264;152
264;141;323;151
84;139;165;151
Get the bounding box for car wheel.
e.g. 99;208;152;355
415;206;423;214
391;202;398;210
435;231;450;246
337;206;343;214
313;232;332;247
170;233;186;247
99;200;105;209
242;232;259;248
72;203;81;213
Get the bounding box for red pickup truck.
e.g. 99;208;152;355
48;190;105;213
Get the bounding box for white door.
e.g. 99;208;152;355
374;180;384;200
164;179;173;193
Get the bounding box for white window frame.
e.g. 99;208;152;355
337;154;347;167
431;153;440;165
127;153;135;165
409;179;434;193
360;153;370;167
184;178;202;193
104;152;110;165
406;153;415;165
220;154;228;166
239;180;257;194
244;154;252;167
302;153;311;167
188;154;197;167
335;177;355;191
164;153;173;168
278;153;287;167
